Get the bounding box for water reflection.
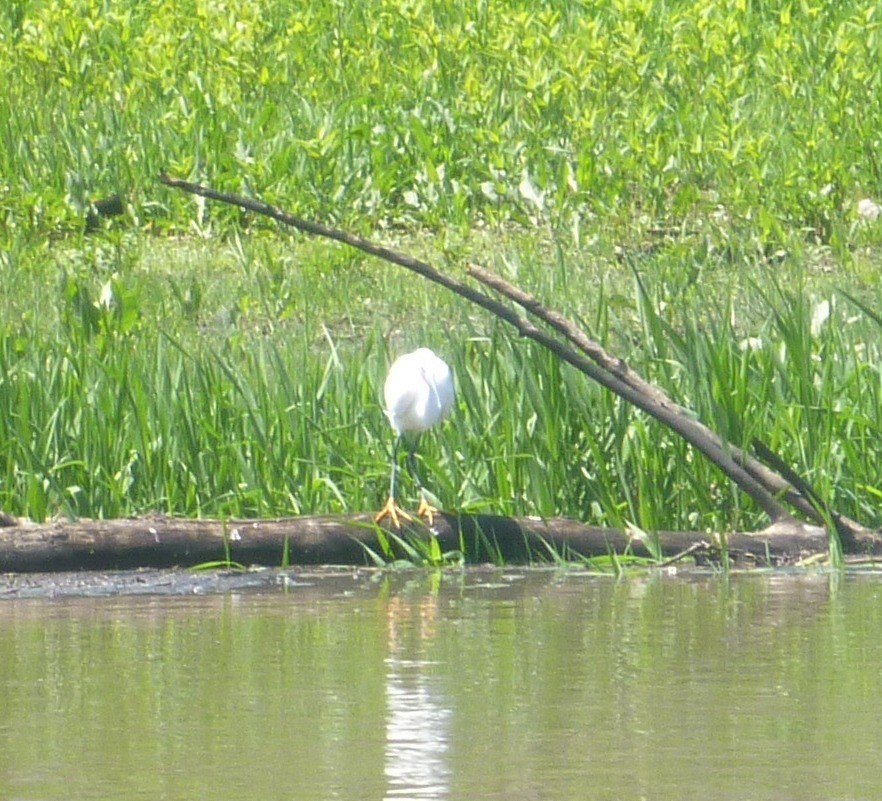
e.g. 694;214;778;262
384;594;451;801
3;568;882;801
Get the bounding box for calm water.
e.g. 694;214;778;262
2;568;882;801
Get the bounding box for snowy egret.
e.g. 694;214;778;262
375;348;455;528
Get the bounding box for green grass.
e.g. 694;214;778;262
1;231;880;537
3;0;881;241
1;0;882;550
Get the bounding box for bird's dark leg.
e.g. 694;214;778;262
406;436;440;526
405;435;424;492
390;433;403;501
376;434;413;528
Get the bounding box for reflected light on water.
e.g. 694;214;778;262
4;569;882;801
384;595;451;801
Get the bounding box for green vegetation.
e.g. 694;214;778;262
4;0;882;238
1;1;881;547
362;526;465;569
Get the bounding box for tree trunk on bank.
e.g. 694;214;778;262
2;513;875;573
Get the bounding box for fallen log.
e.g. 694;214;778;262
0;513;867;573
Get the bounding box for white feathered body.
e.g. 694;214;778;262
384;348;454;435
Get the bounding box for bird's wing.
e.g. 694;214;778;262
384;365;426;432
385;383;421;418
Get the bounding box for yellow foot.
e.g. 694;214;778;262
375;497;414;529
416;497;441;527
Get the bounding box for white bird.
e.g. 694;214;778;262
375;348;455;528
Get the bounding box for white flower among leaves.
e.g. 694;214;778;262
810;299;830;337
857;198;881;221
98;279;116;310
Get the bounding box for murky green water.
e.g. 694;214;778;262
2;568;882;800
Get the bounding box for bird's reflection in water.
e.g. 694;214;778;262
384;594;451;801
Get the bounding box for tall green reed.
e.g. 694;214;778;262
0;220;879;536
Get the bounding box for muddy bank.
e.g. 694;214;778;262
0;566;373;600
